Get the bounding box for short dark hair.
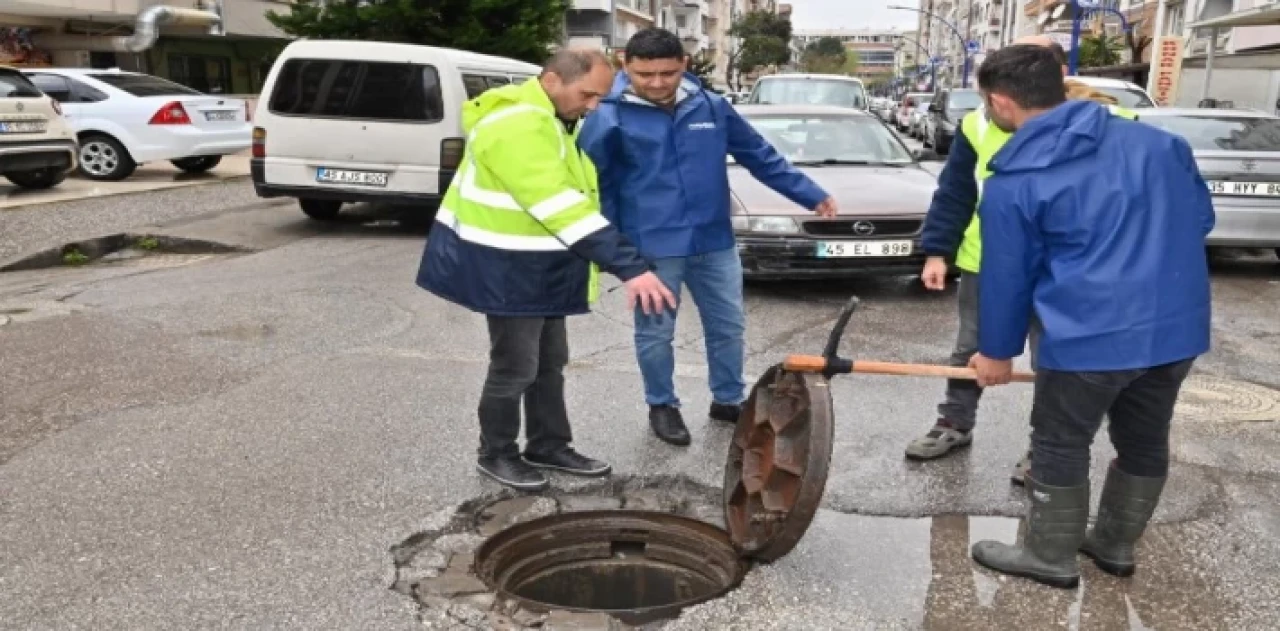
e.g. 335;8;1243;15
624;27;686;62
542;48;610;83
1046;42;1067;66
978;45;1066;110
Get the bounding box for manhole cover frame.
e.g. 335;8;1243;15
473;509;747;626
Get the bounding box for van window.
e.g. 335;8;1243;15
461;74;521;99
269;59;445;122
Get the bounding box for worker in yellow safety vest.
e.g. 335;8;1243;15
416;48;676;492
905;35;1137;479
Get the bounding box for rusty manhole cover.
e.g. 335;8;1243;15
1176;374;1280;423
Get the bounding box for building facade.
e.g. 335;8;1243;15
792;28;906;80
0;0;288;96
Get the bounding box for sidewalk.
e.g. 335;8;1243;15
0;153;250;211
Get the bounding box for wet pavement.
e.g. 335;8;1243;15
0;154;249;211
1;199;1279;629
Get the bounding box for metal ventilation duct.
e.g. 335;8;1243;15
35;3;224;54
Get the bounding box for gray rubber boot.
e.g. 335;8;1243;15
971;476;1089;589
1080;464;1167;577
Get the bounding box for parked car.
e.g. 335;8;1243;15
924;88;981;154
0;65;77;190
1135;108;1280;259
896;92;930;133
746;74;869;111
730;104;942;279
21;68;250;181
1069;75;1156;109
251;39;539;220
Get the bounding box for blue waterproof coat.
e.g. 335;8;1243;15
977;100;1214;372
577;72;828;259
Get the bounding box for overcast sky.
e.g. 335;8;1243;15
788;0;919;31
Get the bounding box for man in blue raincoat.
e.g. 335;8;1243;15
578;27;838;446
965;45;1214;590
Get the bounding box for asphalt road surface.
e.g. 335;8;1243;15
2;184;1279;630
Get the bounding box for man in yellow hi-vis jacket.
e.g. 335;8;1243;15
416;48;676;492
905;36;1136;482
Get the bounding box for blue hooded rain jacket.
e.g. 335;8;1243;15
977;100;1214;372
577;72;829;259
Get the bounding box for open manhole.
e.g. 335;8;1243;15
397;365;835;628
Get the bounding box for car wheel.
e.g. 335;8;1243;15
171;156;222;173
299;198;342;220
5;167;67;190
78;134;137;181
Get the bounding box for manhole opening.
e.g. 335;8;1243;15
475;509;746;625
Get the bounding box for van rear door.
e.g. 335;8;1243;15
260;58;452;198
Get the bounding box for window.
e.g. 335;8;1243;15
268;59;445;122
1093;86;1155;109
167;54;232;95
947;90;982;112
89;72;204;97
0;69;42;98
750;78;867;109
736;115;913;164
461;74;516;99
27;74;71;102
1139;115;1280;152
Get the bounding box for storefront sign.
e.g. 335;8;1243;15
1152;35;1185;107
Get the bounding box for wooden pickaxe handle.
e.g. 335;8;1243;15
782;355;1037;383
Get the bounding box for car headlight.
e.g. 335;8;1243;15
733;216;800;234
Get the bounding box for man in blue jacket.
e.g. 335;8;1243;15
578;28;837;445
965;45;1213;589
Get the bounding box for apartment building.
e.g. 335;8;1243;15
792;28;905;79
0;0;288;95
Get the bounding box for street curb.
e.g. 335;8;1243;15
0;233;252;273
0;174;250;212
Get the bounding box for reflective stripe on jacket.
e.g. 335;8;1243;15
953;103;1136;273
415;78;650;317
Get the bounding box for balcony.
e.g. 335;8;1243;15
616;0;655;19
571;0;611;11
674;0;709;13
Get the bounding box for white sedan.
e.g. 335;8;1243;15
22;68;251;181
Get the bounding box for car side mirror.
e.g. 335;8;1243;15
914;148;941;161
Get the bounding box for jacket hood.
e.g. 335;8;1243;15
461;78;553;134
606;70;705;105
989;99;1110;175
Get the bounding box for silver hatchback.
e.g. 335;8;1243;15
1136;108;1280;259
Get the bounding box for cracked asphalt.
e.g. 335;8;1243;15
2;186;1280;630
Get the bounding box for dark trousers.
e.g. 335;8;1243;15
477;315;573;459
1029;359;1196;487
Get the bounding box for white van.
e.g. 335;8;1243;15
251;40;540;220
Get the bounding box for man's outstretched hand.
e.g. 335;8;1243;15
626;271;678;315
814;197;839;218
969;353;1013;387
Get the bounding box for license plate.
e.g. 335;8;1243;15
316;168;389;187
816;240;914;258
203;110;238;122
0;121;46;133
1207;180;1280;197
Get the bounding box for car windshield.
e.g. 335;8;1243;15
948;90;981;112
751;79;867;109
1091;86;1154;108
733;114;914;165
1139;114;1280;152
89;73;204;97
0;70;42;98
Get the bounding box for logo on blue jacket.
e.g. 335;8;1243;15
688;121;716;131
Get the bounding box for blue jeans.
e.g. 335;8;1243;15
633;247;746;408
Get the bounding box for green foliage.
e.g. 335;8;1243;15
800;37;846;74
135;236;160;251
807;36;846;59
688;52;716;88
728;10;793;79
1078;34;1123;69
62;247;88;266
265;0;570;65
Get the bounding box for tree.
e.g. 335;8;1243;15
687;52;716;88
1078;34;1123;69
800;36;847;74
265;0;569;65
728;10;793;85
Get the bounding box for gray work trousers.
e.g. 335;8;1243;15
937;271;1040;430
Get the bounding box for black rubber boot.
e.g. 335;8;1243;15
971;476;1089;589
1080;464;1167;577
